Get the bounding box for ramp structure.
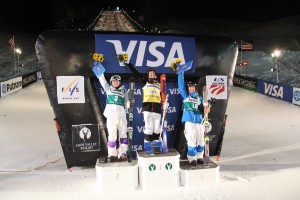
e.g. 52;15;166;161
35;10;238;169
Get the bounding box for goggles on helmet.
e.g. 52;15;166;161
187;81;197;87
110;75;121;82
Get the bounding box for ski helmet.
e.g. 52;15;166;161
187;81;197;87
110;75;121;83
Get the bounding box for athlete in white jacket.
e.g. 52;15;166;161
99;74;129;161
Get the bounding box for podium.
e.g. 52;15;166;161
137;149;180;190
180;159;219;186
95;159;138;191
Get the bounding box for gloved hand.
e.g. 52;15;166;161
163;102;169;110
126;100;130;109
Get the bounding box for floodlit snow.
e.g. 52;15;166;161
0;80;300;200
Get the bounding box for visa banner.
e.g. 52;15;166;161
95;34;196;74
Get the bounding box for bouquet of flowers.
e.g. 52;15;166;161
93;53;105;63
170;58;182;71
117;51;128;63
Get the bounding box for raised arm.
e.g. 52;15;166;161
178;72;188;99
125;63;147;85
98;73;110;93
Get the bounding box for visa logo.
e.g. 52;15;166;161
106;40;187;67
264;83;283;98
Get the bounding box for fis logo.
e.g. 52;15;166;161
57;76;85;104
61;78;80;96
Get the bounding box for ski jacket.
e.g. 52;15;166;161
126;63;162;114
178;72;204;124
99;74;129;118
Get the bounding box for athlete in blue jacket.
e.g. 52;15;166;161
178;72;208;166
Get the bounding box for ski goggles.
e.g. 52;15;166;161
187;81;197;87
110;75;121;82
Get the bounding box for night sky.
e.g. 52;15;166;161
1;0;299;34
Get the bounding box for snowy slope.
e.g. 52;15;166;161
0;80;300;200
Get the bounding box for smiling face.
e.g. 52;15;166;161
112;80;120;88
188;85;196;93
148;71;156;79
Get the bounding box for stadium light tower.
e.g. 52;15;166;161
15;48;22;76
271;50;280;83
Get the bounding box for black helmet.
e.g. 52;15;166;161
110;75;121;83
187;81;197;87
146;67;157;75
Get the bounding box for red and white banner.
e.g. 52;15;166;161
8;36;15;48
205;75;228;99
240;40;253;51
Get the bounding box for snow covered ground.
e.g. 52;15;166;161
0;80;300;200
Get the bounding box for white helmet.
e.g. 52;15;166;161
110;75;121;83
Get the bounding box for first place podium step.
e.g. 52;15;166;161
137;148;180;191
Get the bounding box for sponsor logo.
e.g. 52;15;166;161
167;125;175;131
22;75;37;86
148;164;156;172
133;145;143;151
294;90;300;101
210;78;225;95
233;77;256;89
165;163;173;170
95;35;196;73
2;81;22;94
107;40;187;67
264;83;283;98
137;126;145;133
61;79;80;96
169;88;180;95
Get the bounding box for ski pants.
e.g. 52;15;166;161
184;121;205;163
106;117;128;157
143;111;161;141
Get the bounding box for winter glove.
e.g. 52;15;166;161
163;101;169;110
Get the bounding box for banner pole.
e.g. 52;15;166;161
13;36;17;76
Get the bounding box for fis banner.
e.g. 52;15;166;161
94;80;182;154
206;75;228;99
95;34;196;74
56;76;85;104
